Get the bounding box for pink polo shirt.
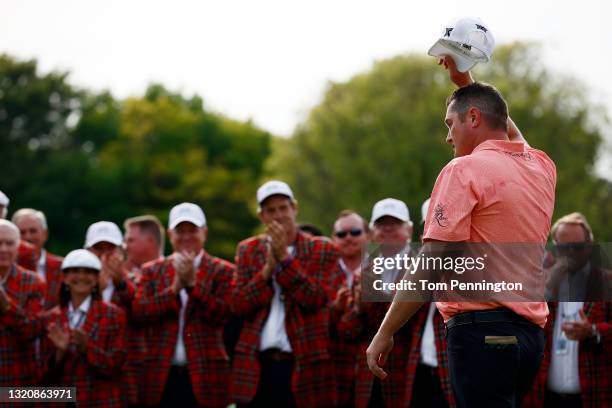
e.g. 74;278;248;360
423;139;556;327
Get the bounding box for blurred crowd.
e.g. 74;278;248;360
0;183;609;407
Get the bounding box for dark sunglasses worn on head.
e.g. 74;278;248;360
335;228;363;239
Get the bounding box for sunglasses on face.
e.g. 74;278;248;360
335;228;363;239
554;242;590;252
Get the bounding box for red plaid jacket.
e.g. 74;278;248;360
16;240;37;271
41;251;64;309
330;278;361;407
42;299;127;407
230;232;343;407
340;300;413;408
0;265;45;386
106;273;142;405
523;300;612;408
404;305;455;408
132;252;234;407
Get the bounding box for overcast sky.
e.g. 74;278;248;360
2;0;611;148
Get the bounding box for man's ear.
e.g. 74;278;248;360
257;207;265;224
468;107;482;128
292;200;299;217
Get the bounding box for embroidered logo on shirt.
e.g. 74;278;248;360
434;204;449;227
503;151;532;161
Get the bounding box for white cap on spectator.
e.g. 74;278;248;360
84;221;123;248
428;17;495;72
257;180;294;205
371;198;411;225
168;202;206;230
62;249;102;271
0;190;9;206
421;198;431;224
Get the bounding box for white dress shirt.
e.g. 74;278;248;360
102;280;115;303
419;302;439;367
547;301;583;394
260;246;295;352
379;246;411;295
37;249;47;282
172;251;204;366
68;295;92;329
339;258;362;289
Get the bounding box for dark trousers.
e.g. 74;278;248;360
447;317;544;408
240;352;296;408
159;365;199;408
411;364;450;408
544;390;581;408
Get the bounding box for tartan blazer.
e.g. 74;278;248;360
0;265;45;387
230;232;343;407
42;251;64;309
42;299;127;407
107;273;142;405
403;305;455;408
352;301;413;408
132;252;234;407
336;261;414;408
16;240;37;271
330;279;361;408
524;300;612;408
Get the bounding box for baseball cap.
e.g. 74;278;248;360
420;198;431;225
428;17;495;73
62;249;102;271
168;202;206;230
84;221;123;248
371;198;411;225
257;180;294;205
0;190;9;206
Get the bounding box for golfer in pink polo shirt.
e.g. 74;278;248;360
367;56;556;408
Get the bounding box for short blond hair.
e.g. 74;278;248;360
124;215;165;254
550;212;594;243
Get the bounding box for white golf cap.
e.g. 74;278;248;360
84;221;123;248
371;198;411;224
428;17;495;73
0;190;9;206
168;202;206;230
62;249;102;271
420;198;431;224
257;180;294;205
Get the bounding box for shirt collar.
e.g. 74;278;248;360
194;250;205;269
472;139;527;154
38;249;47;268
69;295;92;315
0;265;15;286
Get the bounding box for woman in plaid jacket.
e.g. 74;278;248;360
43;249;127;408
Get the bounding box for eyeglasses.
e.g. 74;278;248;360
335;228;363;239
554;242;590;252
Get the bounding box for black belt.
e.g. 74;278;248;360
446;308;534;332
260;348;294;362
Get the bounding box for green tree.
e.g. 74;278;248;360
1;55;272;258
268;43;612;240
98;84;271;258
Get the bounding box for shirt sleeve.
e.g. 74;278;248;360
423;159;479;242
